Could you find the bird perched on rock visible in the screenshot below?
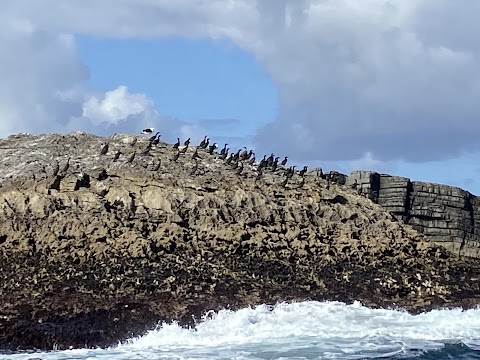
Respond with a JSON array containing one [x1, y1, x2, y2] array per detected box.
[[149, 132, 160, 142], [112, 151, 121, 162], [184, 138, 190, 146], [100, 143, 109, 155], [61, 158, 70, 174], [180, 145, 188, 154], [239, 147, 248, 160], [226, 153, 234, 165], [173, 138, 180, 149], [299, 165, 308, 177], [246, 150, 254, 160], [141, 127, 154, 134], [247, 155, 256, 166], [192, 148, 201, 160], [281, 177, 289, 188], [127, 152, 136, 163], [172, 151, 180, 162], [141, 143, 152, 155], [152, 160, 161, 171], [271, 157, 279, 172], [286, 166, 297, 178], [219, 148, 229, 160], [236, 162, 244, 175], [199, 136, 207, 148], [208, 143, 218, 155], [129, 138, 138, 147], [220, 143, 228, 155], [298, 177, 305, 188], [281, 156, 288, 166], [152, 134, 161, 145]]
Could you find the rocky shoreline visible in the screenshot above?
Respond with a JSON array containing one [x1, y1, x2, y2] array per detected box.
[[1, 132, 480, 351]]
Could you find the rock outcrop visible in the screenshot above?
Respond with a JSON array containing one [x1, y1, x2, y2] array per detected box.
[[1, 132, 480, 351], [346, 171, 480, 258]]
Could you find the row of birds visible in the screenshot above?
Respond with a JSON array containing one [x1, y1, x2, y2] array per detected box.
[[50, 129, 312, 188]]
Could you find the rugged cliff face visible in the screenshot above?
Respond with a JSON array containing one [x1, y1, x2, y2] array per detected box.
[[346, 171, 480, 258], [1, 132, 480, 350]]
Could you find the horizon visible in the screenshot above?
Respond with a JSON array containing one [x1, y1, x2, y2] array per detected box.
[[1, 1, 480, 194]]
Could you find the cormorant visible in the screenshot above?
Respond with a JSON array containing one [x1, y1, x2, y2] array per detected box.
[[127, 152, 136, 163], [298, 177, 305, 188], [281, 156, 288, 166], [180, 145, 188, 154], [184, 138, 191, 146], [113, 151, 121, 162], [142, 128, 154, 134], [299, 166, 308, 177], [173, 138, 180, 149], [100, 143, 109, 155], [266, 153, 274, 166], [172, 151, 180, 162], [236, 162, 244, 175], [129, 138, 138, 147], [149, 132, 160, 142], [271, 157, 279, 172], [192, 148, 201, 160], [220, 143, 228, 155], [247, 155, 256, 166], [61, 158, 70, 174], [281, 177, 288, 188], [152, 134, 161, 145], [219, 149, 229, 160], [239, 147, 248, 160], [199, 136, 207, 148], [152, 160, 161, 171], [208, 143, 218, 155], [233, 149, 241, 161], [245, 150, 254, 160], [226, 154, 234, 165], [141, 143, 152, 155]]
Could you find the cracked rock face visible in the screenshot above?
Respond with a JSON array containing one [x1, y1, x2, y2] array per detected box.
[[1, 132, 480, 350]]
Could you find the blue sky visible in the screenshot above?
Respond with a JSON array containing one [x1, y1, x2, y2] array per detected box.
[[1, 0, 480, 194]]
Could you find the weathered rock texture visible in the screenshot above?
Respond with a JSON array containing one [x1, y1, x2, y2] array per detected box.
[[346, 171, 480, 258], [1, 132, 480, 351]]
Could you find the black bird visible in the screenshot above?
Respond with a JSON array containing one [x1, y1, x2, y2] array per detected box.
[[192, 148, 201, 160], [61, 157, 70, 174], [281, 177, 289, 188], [52, 161, 59, 177], [180, 145, 188, 154], [152, 160, 161, 171], [245, 150, 254, 160], [203, 138, 210, 149], [298, 177, 305, 188], [184, 138, 191, 146], [247, 155, 256, 166], [112, 151, 121, 162], [255, 170, 262, 182], [129, 138, 138, 147], [172, 151, 180, 162], [190, 161, 198, 175], [219, 149, 229, 160], [149, 132, 160, 142], [199, 135, 207, 148], [127, 152, 136, 163], [208, 143, 218, 155], [233, 149, 241, 161], [173, 138, 180, 149], [141, 127, 154, 134], [141, 143, 152, 155], [226, 154, 234, 165], [266, 153, 274, 166], [299, 166, 308, 177], [220, 143, 228, 155], [281, 156, 288, 166], [239, 147, 248, 160], [271, 158, 279, 172], [152, 134, 161, 145], [286, 166, 297, 178], [100, 143, 109, 155], [236, 162, 244, 175]]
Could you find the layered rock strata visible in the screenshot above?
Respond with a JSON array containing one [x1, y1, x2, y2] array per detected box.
[[1, 132, 480, 351], [346, 171, 480, 258]]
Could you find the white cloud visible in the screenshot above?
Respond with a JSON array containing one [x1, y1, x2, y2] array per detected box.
[[2, 0, 480, 165]]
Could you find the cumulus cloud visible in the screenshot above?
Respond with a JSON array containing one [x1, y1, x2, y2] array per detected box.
[[3, 0, 480, 164]]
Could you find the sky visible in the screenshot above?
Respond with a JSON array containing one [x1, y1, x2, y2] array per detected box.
[[1, 0, 480, 194]]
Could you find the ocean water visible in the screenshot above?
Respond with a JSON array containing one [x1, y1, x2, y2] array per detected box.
[[2, 301, 480, 360]]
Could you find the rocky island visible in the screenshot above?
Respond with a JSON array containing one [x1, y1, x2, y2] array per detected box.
[[1, 131, 480, 351]]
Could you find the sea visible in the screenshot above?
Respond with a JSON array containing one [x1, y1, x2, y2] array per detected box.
[[1, 300, 480, 360]]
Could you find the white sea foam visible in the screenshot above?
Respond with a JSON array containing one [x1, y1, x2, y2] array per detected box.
[[2, 301, 480, 359]]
